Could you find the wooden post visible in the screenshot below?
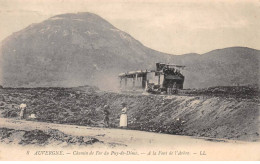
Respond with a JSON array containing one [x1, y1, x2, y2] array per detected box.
[[145, 80, 148, 91], [158, 74, 160, 85], [142, 73, 147, 90], [133, 76, 135, 88], [133, 74, 137, 89], [125, 78, 127, 88]]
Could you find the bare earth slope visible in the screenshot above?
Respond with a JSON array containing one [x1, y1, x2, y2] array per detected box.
[[0, 86, 259, 142]]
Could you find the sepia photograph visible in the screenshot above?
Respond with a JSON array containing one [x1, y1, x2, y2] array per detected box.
[[0, 0, 259, 161]]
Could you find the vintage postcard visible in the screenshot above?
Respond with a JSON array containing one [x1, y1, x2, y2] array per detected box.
[[0, 0, 259, 161]]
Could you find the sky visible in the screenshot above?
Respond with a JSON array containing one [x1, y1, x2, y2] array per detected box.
[[0, 0, 259, 55]]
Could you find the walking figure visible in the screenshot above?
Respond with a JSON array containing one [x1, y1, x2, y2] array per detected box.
[[103, 105, 110, 128], [120, 103, 127, 128], [19, 100, 27, 119]]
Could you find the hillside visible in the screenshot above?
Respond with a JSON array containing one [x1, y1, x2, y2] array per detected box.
[[0, 12, 259, 89], [175, 47, 260, 88], [0, 86, 259, 141]]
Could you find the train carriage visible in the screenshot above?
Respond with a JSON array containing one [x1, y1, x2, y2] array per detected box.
[[118, 63, 185, 94]]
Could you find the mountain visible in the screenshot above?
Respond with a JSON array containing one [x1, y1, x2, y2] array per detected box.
[[0, 12, 172, 89], [174, 47, 260, 88], [0, 12, 259, 89]]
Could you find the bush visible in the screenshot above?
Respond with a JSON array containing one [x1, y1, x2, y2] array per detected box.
[[3, 109, 18, 118]]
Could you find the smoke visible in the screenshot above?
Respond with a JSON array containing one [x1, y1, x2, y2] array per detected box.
[[92, 71, 121, 92]]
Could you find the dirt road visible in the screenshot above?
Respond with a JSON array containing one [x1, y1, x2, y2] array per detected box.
[[0, 118, 259, 160]]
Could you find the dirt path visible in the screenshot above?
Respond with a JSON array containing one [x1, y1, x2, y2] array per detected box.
[[0, 118, 259, 160]]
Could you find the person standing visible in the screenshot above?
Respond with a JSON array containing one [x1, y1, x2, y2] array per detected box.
[[19, 100, 27, 119], [103, 105, 110, 128], [119, 103, 127, 128]]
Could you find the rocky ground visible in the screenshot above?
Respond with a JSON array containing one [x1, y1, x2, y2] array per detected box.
[[0, 127, 101, 147], [0, 85, 259, 143]]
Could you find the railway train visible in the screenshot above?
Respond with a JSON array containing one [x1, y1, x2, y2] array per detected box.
[[118, 63, 185, 94]]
